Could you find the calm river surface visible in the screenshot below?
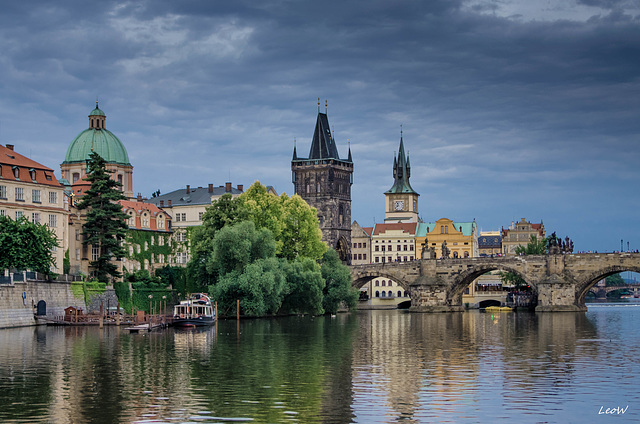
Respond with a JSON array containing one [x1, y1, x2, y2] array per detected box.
[[1, 304, 640, 423]]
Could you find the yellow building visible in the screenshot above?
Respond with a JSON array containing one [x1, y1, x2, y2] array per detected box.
[[1, 144, 69, 275], [415, 218, 477, 259]]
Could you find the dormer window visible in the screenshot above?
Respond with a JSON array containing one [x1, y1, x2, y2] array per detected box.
[[12, 166, 19, 179], [29, 168, 36, 180]]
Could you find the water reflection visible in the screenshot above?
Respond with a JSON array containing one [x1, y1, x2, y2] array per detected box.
[[1, 308, 639, 423]]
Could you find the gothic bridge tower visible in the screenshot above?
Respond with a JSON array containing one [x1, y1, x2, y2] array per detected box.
[[291, 103, 353, 263]]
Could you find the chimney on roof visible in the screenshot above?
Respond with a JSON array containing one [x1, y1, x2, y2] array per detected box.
[[137, 193, 143, 202], [208, 183, 213, 193], [6, 144, 14, 151], [186, 185, 190, 194], [160, 200, 164, 207], [237, 184, 243, 192], [168, 200, 172, 206], [225, 182, 232, 192]]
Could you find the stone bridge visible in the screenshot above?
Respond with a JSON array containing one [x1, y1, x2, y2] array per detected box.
[[350, 253, 640, 312], [589, 284, 640, 299]]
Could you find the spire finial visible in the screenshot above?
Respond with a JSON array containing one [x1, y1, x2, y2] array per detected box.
[[401, 124, 403, 138], [325, 99, 327, 114], [318, 98, 320, 113], [96, 96, 99, 109]]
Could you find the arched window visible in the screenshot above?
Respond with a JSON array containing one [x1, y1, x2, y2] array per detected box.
[[453, 251, 459, 259], [72, 173, 80, 183], [375, 280, 379, 286], [381, 280, 386, 286], [388, 291, 393, 297], [381, 291, 386, 297], [397, 291, 402, 298], [375, 291, 380, 298], [464, 251, 469, 258]]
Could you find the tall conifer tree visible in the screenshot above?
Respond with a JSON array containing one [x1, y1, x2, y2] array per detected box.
[[76, 151, 129, 283]]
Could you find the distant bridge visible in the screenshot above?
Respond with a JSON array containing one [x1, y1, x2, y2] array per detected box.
[[589, 284, 640, 298], [350, 253, 640, 312]]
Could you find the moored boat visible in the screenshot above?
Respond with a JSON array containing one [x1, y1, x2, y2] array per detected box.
[[173, 293, 216, 327]]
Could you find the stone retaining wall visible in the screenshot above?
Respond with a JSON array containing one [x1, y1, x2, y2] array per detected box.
[[0, 280, 86, 329]]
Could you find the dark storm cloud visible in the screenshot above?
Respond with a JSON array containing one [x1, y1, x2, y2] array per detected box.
[[1, 0, 639, 250]]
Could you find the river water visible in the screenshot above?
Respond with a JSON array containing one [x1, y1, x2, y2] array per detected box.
[[1, 303, 639, 423]]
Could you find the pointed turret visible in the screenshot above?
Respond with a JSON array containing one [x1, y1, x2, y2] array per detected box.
[[307, 112, 341, 160], [385, 134, 417, 195]]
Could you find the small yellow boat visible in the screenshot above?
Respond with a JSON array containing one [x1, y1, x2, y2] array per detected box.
[[485, 306, 513, 312]]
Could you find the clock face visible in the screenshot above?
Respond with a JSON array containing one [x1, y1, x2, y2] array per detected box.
[[394, 200, 404, 211]]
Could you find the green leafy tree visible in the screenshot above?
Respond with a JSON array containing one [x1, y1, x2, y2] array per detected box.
[[76, 151, 129, 283], [188, 193, 250, 290], [606, 273, 625, 287], [321, 249, 358, 314], [212, 257, 288, 317], [280, 258, 325, 315], [280, 194, 326, 262], [63, 249, 71, 275], [515, 235, 548, 255], [498, 270, 528, 290], [241, 182, 286, 253], [0, 215, 58, 275], [206, 220, 276, 279]]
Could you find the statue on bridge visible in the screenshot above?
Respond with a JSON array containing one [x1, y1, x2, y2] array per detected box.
[[421, 239, 437, 259], [441, 240, 450, 259], [548, 232, 574, 254]]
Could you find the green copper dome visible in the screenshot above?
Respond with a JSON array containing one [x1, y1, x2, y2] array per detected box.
[[62, 105, 131, 165], [89, 106, 106, 117]]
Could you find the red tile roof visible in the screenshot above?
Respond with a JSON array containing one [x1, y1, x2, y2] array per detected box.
[[0, 144, 62, 188], [362, 227, 373, 236], [119, 200, 168, 217], [373, 222, 417, 235]]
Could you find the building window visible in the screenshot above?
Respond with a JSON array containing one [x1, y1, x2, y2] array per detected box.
[[29, 169, 36, 180], [15, 211, 24, 220], [363, 254, 367, 260], [199, 212, 204, 221], [32, 189, 41, 203], [15, 187, 24, 201], [92, 246, 99, 261], [410, 245, 414, 251], [397, 245, 401, 251], [375, 257, 379, 263], [397, 291, 402, 298], [0, 185, 6, 199], [49, 191, 57, 204], [13, 167, 19, 179], [381, 245, 385, 252], [0, 209, 5, 216], [464, 251, 469, 258], [375, 245, 379, 252], [158, 218, 165, 229], [48, 214, 57, 228], [353, 243, 356, 249], [375, 291, 380, 298], [32, 213, 40, 224], [375, 280, 379, 286]]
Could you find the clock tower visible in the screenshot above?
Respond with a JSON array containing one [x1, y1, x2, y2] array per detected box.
[[384, 132, 419, 223]]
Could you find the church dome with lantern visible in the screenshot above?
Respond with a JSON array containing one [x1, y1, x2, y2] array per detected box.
[[60, 102, 134, 199]]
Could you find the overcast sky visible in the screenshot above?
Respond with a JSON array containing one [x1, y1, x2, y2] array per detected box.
[[1, 0, 639, 252]]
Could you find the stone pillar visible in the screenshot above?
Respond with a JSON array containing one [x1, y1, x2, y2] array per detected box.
[[409, 276, 464, 313], [535, 274, 585, 312]]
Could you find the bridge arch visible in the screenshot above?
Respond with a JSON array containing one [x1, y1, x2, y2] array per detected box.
[[447, 263, 534, 306], [575, 265, 640, 304], [351, 270, 412, 293]]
